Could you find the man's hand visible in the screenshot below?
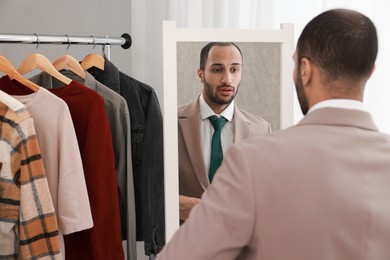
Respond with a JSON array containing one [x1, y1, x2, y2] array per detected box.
[[179, 195, 201, 221]]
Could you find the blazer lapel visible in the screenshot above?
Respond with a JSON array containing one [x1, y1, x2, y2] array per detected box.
[[179, 99, 210, 190], [233, 106, 252, 142]]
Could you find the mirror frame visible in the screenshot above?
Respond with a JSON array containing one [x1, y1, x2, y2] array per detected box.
[[162, 21, 295, 242]]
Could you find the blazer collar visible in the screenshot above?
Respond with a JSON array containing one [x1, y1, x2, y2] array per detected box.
[[179, 96, 200, 118], [233, 106, 253, 142], [180, 97, 254, 142], [86, 58, 121, 94], [298, 107, 378, 131]]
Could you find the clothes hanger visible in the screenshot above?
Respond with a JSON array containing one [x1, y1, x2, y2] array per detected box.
[[52, 35, 86, 79], [17, 34, 72, 85], [0, 55, 40, 92], [80, 35, 105, 71]]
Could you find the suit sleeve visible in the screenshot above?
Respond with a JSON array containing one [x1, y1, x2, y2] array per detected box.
[[157, 143, 256, 260]]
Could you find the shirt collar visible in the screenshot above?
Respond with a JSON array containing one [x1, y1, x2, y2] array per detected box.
[[200, 94, 235, 121], [308, 99, 366, 114], [86, 58, 121, 94]]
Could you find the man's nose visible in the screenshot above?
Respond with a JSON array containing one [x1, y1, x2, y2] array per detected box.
[[221, 72, 232, 85]]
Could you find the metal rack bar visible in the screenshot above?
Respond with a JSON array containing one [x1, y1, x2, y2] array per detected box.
[[0, 33, 132, 49]]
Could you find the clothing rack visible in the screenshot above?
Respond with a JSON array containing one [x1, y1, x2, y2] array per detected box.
[[0, 33, 132, 60]]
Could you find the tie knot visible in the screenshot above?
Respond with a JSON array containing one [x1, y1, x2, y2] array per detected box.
[[209, 115, 227, 131]]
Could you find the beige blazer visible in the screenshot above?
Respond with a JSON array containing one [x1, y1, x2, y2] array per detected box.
[[159, 107, 390, 260], [178, 96, 271, 198]]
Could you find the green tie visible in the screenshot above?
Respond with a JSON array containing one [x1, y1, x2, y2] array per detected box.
[[208, 115, 227, 182]]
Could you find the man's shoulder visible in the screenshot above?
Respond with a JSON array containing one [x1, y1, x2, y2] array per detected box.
[[178, 98, 199, 116], [236, 108, 271, 132], [178, 103, 188, 112]]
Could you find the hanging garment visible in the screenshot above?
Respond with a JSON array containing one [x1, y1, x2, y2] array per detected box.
[[42, 81, 124, 260], [31, 70, 136, 260], [0, 76, 93, 257], [88, 59, 165, 256], [0, 90, 61, 259], [2, 78, 124, 260]]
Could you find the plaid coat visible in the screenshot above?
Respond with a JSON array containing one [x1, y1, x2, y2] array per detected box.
[[0, 90, 61, 260]]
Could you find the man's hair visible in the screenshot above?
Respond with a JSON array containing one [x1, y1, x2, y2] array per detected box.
[[297, 9, 378, 82], [199, 42, 243, 71]]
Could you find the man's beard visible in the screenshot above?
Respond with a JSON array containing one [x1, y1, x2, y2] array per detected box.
[[204, 80, 238, 105], [295, 72, 309, 115]]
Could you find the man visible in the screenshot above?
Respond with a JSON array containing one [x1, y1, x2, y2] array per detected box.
[[178, 42, 272, 221], [158, 9, 390, 260]]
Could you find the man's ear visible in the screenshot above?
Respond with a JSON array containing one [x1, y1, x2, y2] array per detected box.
[[300, 57, 312, 86], [198, 69, 204, 83]]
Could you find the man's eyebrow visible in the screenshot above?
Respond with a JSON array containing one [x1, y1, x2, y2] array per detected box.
[[210, 62, 241, 67]]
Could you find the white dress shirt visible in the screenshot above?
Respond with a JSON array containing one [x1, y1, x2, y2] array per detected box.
[[308, 99, 366, 113], [199, 94, 235, 175]]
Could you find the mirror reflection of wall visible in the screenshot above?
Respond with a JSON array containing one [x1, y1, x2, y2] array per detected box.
[[177, 42, 281, 131]]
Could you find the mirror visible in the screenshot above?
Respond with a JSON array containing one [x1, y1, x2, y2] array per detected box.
[[162, 21, 295, 242], [177, 42, 282, 131]]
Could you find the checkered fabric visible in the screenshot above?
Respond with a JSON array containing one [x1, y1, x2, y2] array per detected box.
[[0, 97, 61, 259]]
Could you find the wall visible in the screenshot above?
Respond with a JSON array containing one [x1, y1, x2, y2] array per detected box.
[[0, 1, 167, 259], [0, 0, 133, 76], [130, 0, 170, 108]]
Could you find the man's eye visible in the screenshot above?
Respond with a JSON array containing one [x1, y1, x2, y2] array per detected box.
[[212, 68, 222, 73], [231, 67, 240, 72]]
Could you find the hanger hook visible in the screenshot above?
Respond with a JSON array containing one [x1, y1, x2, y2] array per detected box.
[[65, 34, 71, 55], [34, 33, 40, 53], [90, 35, 97, 53]]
